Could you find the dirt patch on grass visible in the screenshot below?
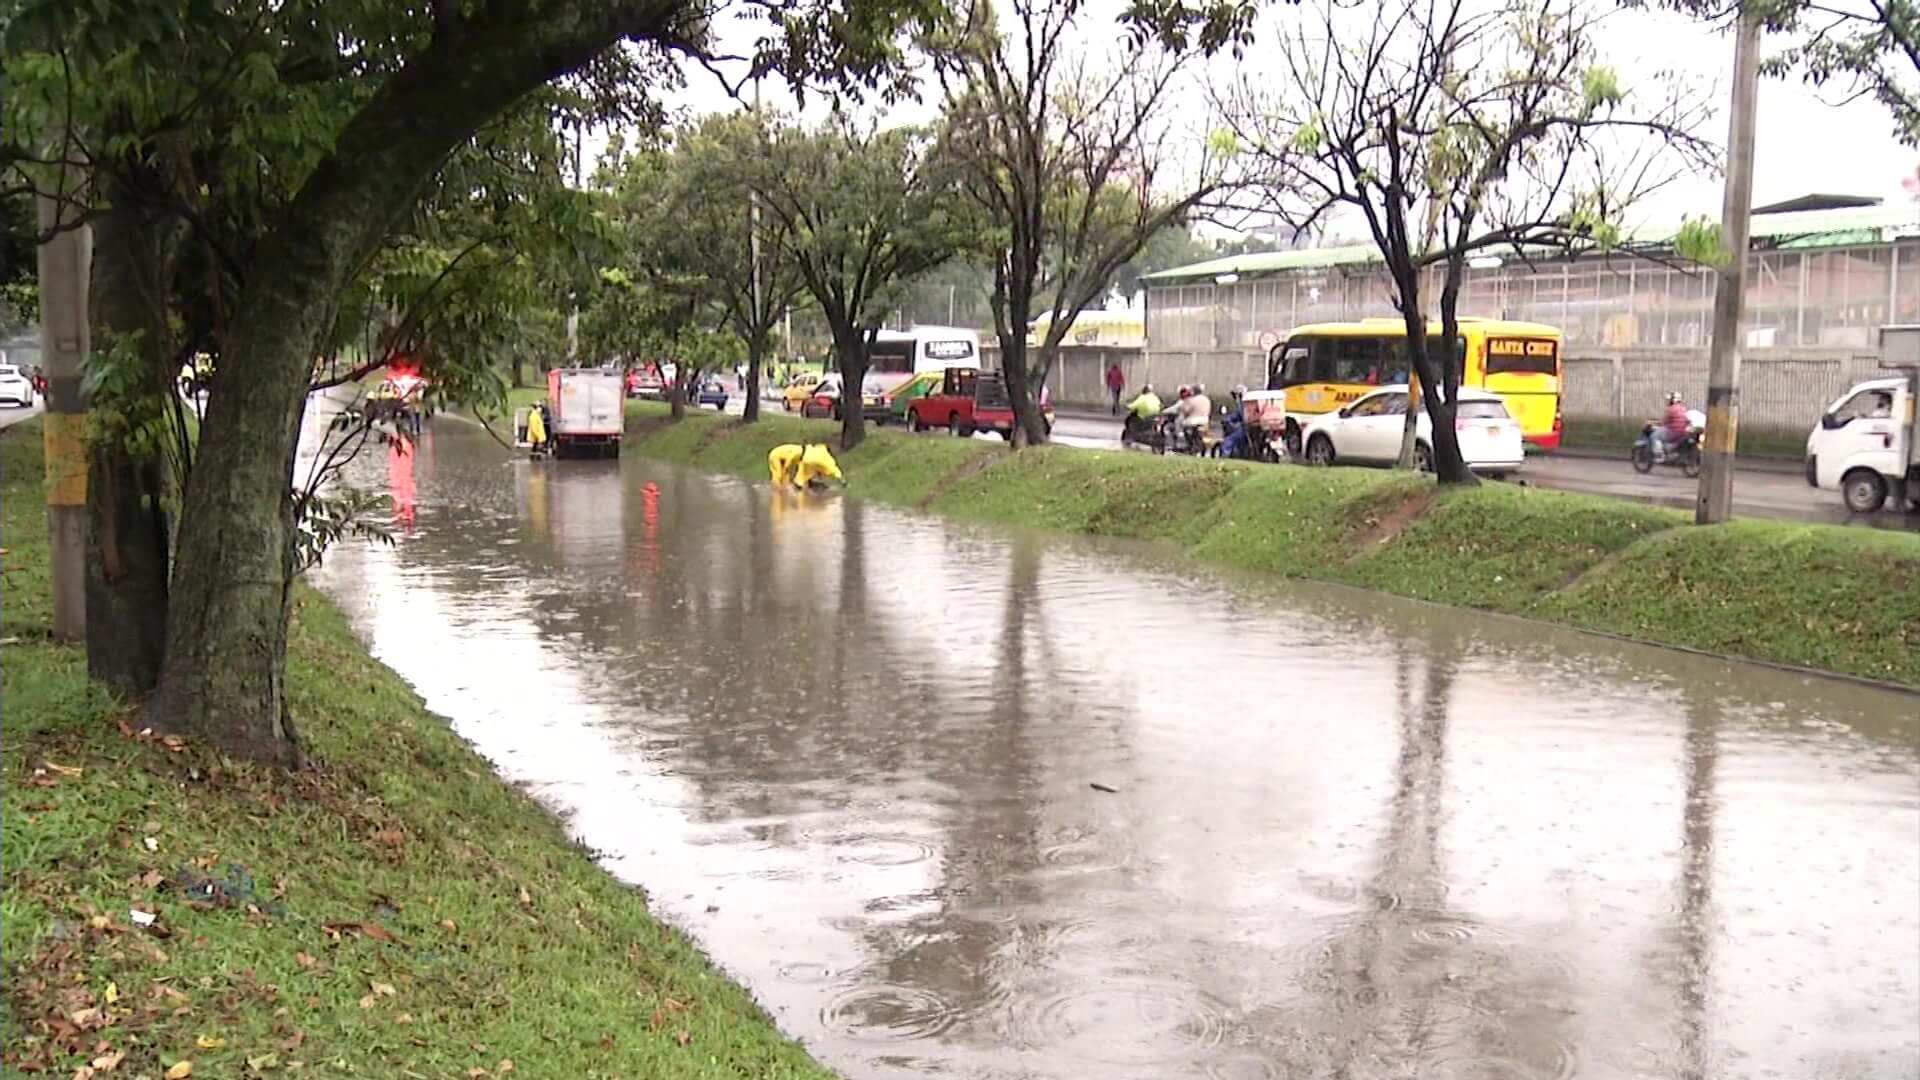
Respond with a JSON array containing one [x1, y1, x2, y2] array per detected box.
[[1344, 486, 1437, 555], [626, 413, 675, 439], [690, 418, 744, 457], [916, 450, 999, 510]]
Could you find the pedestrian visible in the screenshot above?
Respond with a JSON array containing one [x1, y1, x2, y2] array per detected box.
[[1105, 361, 1125, 415]]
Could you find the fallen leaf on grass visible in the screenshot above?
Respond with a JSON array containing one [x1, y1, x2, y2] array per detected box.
[[282, 1031, 305, 1052], [103, 983, 119, 1005], [91, 1050, 126, 1071], [165, 1062, 193, 1079], [320, 921, 400, 944], [674, 1030, 691, 1047], [358, 994, 377, 1009], [370, 982, 396, 998], [294, 952, 317, 970], [245, 1052, 279, 1073], [495, 1061, 514, 1074], [370, 828, 405, 847], [196, 1035, 225, 1050]]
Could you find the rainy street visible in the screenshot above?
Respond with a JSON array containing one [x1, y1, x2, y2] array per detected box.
[[311, 417, 1920, 1080]]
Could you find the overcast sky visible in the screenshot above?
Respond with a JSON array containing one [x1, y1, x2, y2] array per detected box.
[[620, 3, 1914, 235]]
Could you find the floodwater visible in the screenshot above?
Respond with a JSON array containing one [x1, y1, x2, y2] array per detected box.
[[309, 417, 1920, 1080]]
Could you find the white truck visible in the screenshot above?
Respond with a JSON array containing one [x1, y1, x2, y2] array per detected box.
[[1804, 325, 1920, 514], [546, 366, 625, 458]]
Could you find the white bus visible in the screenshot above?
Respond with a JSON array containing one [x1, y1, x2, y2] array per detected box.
[[866, 326, 982, 385]]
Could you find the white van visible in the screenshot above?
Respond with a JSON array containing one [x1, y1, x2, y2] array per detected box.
[[1804, 328, 1919, 514]]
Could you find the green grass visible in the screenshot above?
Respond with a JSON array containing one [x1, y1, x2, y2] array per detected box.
[[1, 425, 834, 1079], [1541, 520, 1920, 682], [1344, 483, 1686, 610], [625, 411, 1920, 687]]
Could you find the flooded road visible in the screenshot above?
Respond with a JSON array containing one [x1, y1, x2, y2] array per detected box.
[[311, 419, 1920, 1080]]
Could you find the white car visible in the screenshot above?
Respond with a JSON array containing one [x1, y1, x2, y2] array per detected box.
[[1300, 385, 1525, 477], [0, 365, 34, 408]]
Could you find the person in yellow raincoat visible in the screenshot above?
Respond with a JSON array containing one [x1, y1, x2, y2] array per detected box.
[[525, 402, 553, 458], [767, 443, 843, 489]]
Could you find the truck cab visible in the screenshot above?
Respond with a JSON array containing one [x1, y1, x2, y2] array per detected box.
[[1805, 327, 1919, 514]]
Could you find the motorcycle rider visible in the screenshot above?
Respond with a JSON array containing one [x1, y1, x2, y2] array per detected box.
[[1217, 385, 1249, 458], [1160, 385, 1210, 453], [1656, 391, 1692, 460], [1184, 384, 1213, 452], [1124, 383, 1162, 442]]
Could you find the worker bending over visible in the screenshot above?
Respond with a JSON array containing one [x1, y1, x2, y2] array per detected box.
[[767, 443, 845, 489]]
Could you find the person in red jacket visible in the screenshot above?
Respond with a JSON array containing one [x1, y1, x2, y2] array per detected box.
[[1105, 362, 1125, 415], [1657, 391, 1692, 458]]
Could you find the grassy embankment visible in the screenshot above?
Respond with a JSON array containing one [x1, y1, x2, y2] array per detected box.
[[1, 425, 831, 1078], [626, 403, 1920, 687]]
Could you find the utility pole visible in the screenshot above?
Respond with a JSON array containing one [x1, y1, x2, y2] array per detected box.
[[1697, 12, 1761, 524], [36, 190, 91, 640], [748, 76, 765, 417], [566, 119, 583, 364]]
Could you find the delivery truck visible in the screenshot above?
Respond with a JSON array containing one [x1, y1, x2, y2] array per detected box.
[[545, 367, 625, 458], [1804, 325, 1920, 514]]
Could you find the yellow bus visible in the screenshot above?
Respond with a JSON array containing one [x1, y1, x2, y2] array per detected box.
[[1263, 317, 1564, 450]]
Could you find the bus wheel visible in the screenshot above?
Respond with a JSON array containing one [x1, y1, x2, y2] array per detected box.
[[948, 414, 962, 437], [1413, 443, 1434, 473]]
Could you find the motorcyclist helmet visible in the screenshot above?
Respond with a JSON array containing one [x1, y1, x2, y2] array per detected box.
[[1232, 384, 1247, 399], [1177, 385, 1192, 399], [1666, 391, 1683, 405]]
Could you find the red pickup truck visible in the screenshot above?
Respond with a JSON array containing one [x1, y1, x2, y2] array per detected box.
[[906, 368, 1051, 438]]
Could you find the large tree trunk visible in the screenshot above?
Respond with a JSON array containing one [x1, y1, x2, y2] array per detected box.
[[743, 332, 764, 422], [994, 264, 1049, 448], [86, 187, 181, 696], [146, 3, 680, 764], [831, 322, 868, 451]]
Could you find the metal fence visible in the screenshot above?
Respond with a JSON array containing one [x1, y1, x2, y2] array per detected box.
[[1147, 240, 1920, 354]]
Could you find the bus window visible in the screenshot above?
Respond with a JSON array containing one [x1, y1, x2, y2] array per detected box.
[[868, 340, 915, 375], [1486, 337, 1558, 376]]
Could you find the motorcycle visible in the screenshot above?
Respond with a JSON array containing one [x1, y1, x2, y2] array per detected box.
[[1632, 422, 1703, 478], [1211, 411, 1285, 463]]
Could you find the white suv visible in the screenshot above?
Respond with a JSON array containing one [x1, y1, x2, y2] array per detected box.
[[1300, 385, 1525, 477]]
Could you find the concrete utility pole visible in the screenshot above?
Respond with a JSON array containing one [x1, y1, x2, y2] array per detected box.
[[36, 190, 91, 640], [566, 119, 583, 363], [1697, 11, 1762, 524], [749, 77, 765, 383]]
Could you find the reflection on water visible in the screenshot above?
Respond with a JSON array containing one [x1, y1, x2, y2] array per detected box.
[[310, 419, 1920, 1080]]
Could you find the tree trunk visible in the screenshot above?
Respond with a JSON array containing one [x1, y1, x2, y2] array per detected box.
[[510, 351, 524, 388], [743, 332, 764, 422], [995, 269, 1048, 448], [148, 2, 678, 764], [86, 188, 180, 697], [669, 367, 688, 420], [831, 322, 868, 451], [1429, 259, 1477, 486]]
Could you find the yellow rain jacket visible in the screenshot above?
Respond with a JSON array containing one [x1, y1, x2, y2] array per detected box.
[[767, 443, 843, 488], [525, 405, 546, 447]]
